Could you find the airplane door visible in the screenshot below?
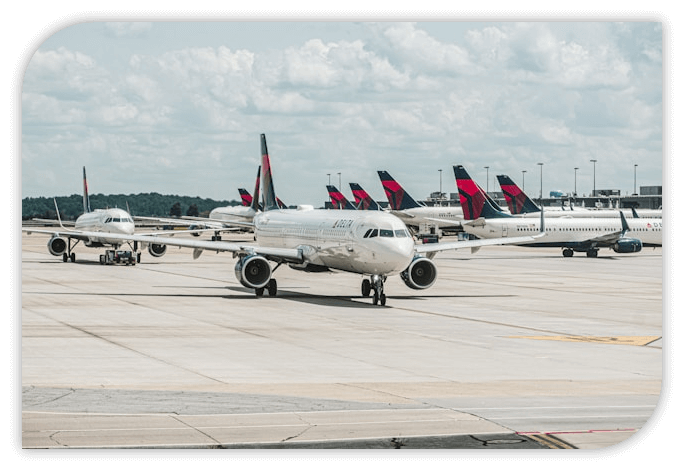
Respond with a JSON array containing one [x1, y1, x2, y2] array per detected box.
[[502, 225, 508, 237]]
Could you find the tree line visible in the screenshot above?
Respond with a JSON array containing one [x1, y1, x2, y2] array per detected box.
[[22, 192, 241, 220]]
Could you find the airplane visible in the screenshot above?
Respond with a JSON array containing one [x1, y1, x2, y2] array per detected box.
[[82, 134, 545, 305], [349, 183, 382, 210], [22, 167, 185, 263], [377, 170, 464, 233], [455, 165, 661, 258], [326, 185, 357, 210], [496, 174, 662, 218]]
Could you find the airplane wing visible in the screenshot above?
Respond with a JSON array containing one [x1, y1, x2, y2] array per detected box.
[[419, 206, 547, 254], [28, 229, 304, 264], [31, 218, 75, 226], [415, 233, 545, 255], [134, 215, 248, 231], [22, 226, 219, 240]]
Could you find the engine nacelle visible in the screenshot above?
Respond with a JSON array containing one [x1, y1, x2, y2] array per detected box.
[[234, 255, 272, 289], [48, 236, 68, 257], [148, 243, 167, 257], [613, 238, 643, 253], [400, 256, 438, 290], [189, 225, 201, 237]]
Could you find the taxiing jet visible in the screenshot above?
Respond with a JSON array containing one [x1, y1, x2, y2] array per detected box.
[[22, 167, 182, 263], [455, 165, 661, 257], [88, 134, 545, 305], [377, 170, 464, 233]]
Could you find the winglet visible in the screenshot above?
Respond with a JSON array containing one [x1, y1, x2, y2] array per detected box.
[[631, 207, 640, 218], [53, 198, 66, 229], [619, 210, 631, 236], [260, 134, 278, 211]]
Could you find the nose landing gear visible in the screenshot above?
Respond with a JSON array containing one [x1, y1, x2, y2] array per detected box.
[[362, 275, 386, 306]]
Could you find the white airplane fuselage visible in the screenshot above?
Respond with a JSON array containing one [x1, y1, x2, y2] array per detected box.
[[464, 216, 662, 247], [73, 208, 135, 246], [513, 208, 663, 219], [254, 209, 415, 275]]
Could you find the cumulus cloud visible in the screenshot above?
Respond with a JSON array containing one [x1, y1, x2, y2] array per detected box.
[[21, 22, 662, 201]]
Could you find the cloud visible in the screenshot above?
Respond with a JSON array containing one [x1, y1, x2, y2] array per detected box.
[[104, 22, 153, 38], [21, 22, 662, 202]]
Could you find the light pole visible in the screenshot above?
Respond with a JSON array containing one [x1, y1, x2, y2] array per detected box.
[[522, 170, 527, 192], [634, 164, 638, 195], [590, 159, 597, 197], [438, 169, 443, 203], [574, 167, 579, 196], [327, 173, 331, 202], [484, 166, 489, 194], [537, 163, 544, 201], [337, 172, 341, 190]]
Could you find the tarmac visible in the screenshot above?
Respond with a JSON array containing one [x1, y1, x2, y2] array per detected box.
[[19, 230, 663, 450]]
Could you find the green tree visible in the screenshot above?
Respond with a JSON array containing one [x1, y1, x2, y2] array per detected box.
[[169, 202, 182, 217], [186, 203, 199, 217]]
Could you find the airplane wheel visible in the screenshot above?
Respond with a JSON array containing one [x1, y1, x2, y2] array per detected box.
[[373, 291, 379, 305], [562, 249, 574, 257], [361, 279, 371, 297], [62, 253, 68, 262], [380, 294, 386, 306], [268, 279, 277, 297], [587, 249, 598, 258], [70, 253, 76, 262], [255, 287, 265, 297], [137, 253, 141, 263]]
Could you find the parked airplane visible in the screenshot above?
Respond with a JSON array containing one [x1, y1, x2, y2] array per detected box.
[[23, 167, 180, 263], [455, 165, 661, 257], [87, 134, 544, 305], [349, 183, 382, 210], [327, 185, 357, 210], [496, 174, 662, 218], [377, 170, 464, 234]]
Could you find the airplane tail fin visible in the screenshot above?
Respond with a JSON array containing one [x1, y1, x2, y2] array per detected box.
[[238, 188, 252, 207], [82, 166, 92, 214], [250, 165, 262, 211], [454, 165, 510, 220], [276, 197, 287, 209], [260, 134, 278, 211], [350, 183, 380, 210], [496, 174, 541, 214], [327, 185, 356, 210], [377, 171, 422, 210]]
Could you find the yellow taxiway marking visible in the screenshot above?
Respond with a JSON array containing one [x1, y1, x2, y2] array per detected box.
[[507, 336, 661, 346]]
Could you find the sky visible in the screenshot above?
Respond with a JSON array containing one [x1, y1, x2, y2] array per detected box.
[[19, 19, 664, 206]]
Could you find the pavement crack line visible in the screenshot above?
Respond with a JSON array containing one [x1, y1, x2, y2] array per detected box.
[[169, 415, 223, 447], [281, 413, 315, 443]]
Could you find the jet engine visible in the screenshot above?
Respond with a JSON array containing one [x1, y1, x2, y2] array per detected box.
[[47, 236, 68, 257], [234, 255, 271, 289], [400, 256, 437, 290], [613, 238, 643, 253], [148, 243, 167, 257]]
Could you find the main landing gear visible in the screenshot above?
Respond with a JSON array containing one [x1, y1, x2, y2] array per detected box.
[[362, 275, 386, 306], [255, 279, 278, 297], [562, 247, 599, 258]]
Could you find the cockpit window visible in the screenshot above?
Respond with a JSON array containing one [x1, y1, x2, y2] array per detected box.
[[379, 229, 394, 237], [105, 218, 112, 223], [363, 228, 379, 238], [394, 229, 408, 238]]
